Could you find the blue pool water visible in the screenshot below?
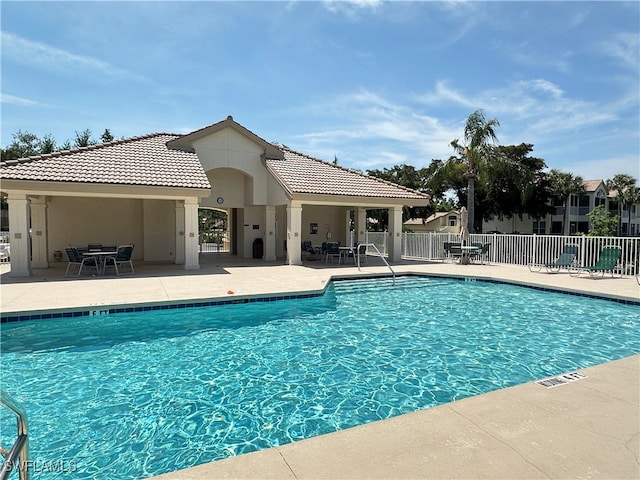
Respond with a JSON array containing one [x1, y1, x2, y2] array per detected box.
[[1, 276, 639, 479]]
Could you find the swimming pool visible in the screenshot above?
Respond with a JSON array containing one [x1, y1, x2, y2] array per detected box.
[[1, 275, 639, 479]]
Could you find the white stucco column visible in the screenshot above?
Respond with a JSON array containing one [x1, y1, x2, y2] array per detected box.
[[287, 201, 302, 265], [175, 201, 186, 265], [264, 206, 276, 261], [7, 193, 31, 277], [357, 207, 367, 244], [388, 205, 403, 262], [344, 209, 352, 245], [183, 198, 200, 270], [30, 196, 49, 269]]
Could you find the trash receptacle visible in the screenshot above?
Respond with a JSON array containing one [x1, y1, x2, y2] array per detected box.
[[252, 238, 263, 259]]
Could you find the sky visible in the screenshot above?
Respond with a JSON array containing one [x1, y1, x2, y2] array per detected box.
[[1, 1, 639, 183]]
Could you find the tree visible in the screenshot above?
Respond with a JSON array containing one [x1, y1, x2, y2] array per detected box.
[[1, 130, 41, 160], [40, 134, 57, 154], [587, 205, 618, 236], [481, 144, 552, 224], [74, 129, 97, 148], [101, 129, 114, 143], [367, 164, 432, 223], [607, 174, 640, 236], [548, 169, 585, 235], [1, 128, 115, 160], [450, 109, 500, 233]]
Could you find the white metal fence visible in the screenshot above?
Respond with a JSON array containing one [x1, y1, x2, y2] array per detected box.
[[361, 231, 640, 276]]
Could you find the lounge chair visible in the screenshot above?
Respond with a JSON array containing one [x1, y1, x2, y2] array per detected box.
[[569, 245, 622, 278], [65, 246, 99, 277], [528, 244, 578, 273]]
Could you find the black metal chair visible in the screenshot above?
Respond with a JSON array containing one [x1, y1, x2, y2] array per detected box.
[[325, 241, 341, 264], [64, 246, 99, 277], [104, 244, 135, 275]]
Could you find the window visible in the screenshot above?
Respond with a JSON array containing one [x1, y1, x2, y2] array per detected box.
[[448, 216, 457, 227], [533, 220, 546, 235]]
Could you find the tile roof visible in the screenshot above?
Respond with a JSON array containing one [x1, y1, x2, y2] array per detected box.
[[583, 179, 604, 192], [266, 148, 430, 200], [1, 125, 429, 203], [0, 134, 211, 189], [404, 211, 453, 225]]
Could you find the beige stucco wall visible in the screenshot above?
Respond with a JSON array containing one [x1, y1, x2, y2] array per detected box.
[[300, 205, 348, 246], [201, 168, 247, 209], [46, 197, 179, 263], [47, 197, 145, 261], [483, 216, 535, 234], [142, 199, 176, 262], [192, 128, 268, 206]]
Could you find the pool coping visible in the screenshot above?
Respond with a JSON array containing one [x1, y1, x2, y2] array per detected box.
[[3, 270, 638, 323]]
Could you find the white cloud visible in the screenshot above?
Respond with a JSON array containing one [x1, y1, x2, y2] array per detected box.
[[1, 32, 146, 82], [600, 32, 640, 72], [0, 93, 49, 107], [288, 89, 458, 169]]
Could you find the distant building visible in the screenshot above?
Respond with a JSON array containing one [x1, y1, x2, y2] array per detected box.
[[404, 211, 461, 234], [482, 179, 639, 235]]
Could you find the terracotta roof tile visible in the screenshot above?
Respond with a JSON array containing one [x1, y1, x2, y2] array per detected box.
[[267, 148, 430, 200], [1, 134, 211, 189]]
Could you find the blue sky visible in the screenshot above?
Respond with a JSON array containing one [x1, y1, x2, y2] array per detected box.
[[2, 1, 639, 182]]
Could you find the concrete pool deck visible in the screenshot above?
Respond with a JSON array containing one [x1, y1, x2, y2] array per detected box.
[[1, 257, 639, 479]]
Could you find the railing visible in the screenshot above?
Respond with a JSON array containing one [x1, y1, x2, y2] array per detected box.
[[401, 232, 640, 276], [0, 390, 29, 480], [358, 243, 395, 285]]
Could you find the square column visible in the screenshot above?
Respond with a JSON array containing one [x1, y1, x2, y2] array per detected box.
[[30, 196, 49, 269], [388, 205, 403, 262], [175, 201, 186, 264], [287, 202, 302, 265], [264, 206, 276, 261], [183, 198, 200, 270], [7, 193, 31, 277]]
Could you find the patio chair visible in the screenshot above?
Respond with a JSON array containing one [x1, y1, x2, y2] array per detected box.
[[470, 242, 491, 265], [448, 242, 462, 263], [104, 244, 135, 275], [64, 246, 99, 277], [528, 244, 578, 273], [325, 241, 341, 264], [301, 241, 318, 260], [569, 245, 622, 279], [0, 243, 9, 263]]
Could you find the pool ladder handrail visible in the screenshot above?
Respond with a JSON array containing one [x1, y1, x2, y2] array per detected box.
[[0, 390, 29, 480], [356, 243, 396, 285]]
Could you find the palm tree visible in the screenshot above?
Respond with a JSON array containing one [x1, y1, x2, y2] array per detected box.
[[450, 110, 500, 233], [548, 169, 584, 235], [607, 174, 640, 236]]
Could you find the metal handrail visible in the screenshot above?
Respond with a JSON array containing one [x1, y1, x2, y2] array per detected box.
[[0, 390, 29, 480], [357, 243, 396, 285]]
